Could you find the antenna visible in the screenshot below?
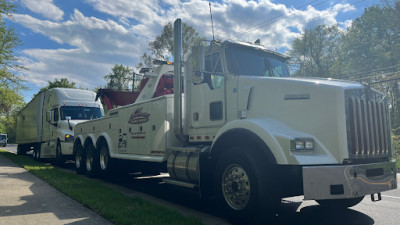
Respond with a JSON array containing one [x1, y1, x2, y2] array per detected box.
[[209, 2, 215, 41]]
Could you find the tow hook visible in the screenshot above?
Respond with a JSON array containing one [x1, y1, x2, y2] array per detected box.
[[371, 193, 382, 202]]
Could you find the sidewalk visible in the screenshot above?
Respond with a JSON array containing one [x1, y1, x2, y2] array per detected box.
[[0, 154, 113, 225]]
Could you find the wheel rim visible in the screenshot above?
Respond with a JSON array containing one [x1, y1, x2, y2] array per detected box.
[[75, 151, 81, 169], [100, 146, 108, 170], [221, 164, 251, 210], [86, 150, 92, 171]]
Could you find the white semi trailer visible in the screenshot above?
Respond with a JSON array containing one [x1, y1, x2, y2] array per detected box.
[[16, 88, 104, 163], [73, 19, 397, 222]]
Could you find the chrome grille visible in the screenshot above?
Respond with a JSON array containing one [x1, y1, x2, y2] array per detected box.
[[345, 89, 392, 159]]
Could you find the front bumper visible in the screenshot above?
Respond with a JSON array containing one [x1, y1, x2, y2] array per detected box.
[[303, 162, 397, 200], [60, 141, 74, 156]]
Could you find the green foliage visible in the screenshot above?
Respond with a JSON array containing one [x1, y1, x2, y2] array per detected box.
[[0, 0, 24, 87], [0, 150, 204, 225], [0, 0, 24, 142], [290, 25, 341, 78], [392, 135, 400, 169], [139, 22, 205, 67], [39, 78, 77, 92], [104, 64, 132, 90]]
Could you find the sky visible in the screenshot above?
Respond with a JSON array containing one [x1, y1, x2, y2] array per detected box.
[[5, 0, 384, 102]]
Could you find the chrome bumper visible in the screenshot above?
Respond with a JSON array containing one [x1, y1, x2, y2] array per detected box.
[[303, 162, 397, 200]]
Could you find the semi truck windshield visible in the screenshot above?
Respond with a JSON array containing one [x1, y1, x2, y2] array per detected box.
[[226, 44, 289, 77], [60, 106, 104, 120]]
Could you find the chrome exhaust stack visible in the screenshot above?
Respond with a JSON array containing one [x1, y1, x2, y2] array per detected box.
[[173, 18, 185, 142]]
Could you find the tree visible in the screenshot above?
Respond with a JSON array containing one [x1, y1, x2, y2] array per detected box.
[[0, 0, 23, 86], [39, 78, 77, 92], [0, 0, 25, 142], [139, 22, 204, 67], [104, 64, 132, 90], [289, 25, 341, 78]]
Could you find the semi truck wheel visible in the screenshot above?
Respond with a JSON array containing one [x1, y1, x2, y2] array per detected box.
[[75, 145, 85, 174], [32, 145, 41, 161], [214, 147, 279, 223], [17, 144, 26, 155], [317, 196, 364, 209], [55, 142, 65, 165], [99, 142, 114, 178], [85, 144, 100, 178]]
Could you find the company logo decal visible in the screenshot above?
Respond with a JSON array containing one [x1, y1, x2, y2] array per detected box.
[[284, 94, 310, 100], [129, 107, 150, 124]]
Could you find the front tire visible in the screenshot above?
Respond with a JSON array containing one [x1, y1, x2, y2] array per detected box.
[[55, 142, 65, 165], [214, 147, 280, 223], [317, 196, 364, 209], [85, 144, 99, 178]]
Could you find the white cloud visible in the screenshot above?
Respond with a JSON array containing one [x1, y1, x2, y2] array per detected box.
[[21, 0, 64, 21], [12, 0, 359, 91], [12, 10, 149, 89]]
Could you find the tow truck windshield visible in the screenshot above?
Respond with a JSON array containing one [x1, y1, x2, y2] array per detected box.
[[226, 44, 289, 77]]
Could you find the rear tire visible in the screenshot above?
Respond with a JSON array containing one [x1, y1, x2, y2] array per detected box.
[[32, 145, 41, 161], [214, 147, 280, 223], [75, 145, 85, 174], [317, 196, 364, 209], [85, 144, 99, 178], [17, 144, 27, 155], [99, 141, 114, 178]]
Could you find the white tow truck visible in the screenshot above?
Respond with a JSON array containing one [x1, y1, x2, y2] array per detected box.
[[16, 88, 104, 163], [73, 19, 397, 221]]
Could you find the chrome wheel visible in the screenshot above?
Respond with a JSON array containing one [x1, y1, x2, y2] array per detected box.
[[86, 150, 92, 172], [221, 164, 251, 210], [75, 151, 82, 169], [100, 146, 108, 171], [33, 149, 38, 160]]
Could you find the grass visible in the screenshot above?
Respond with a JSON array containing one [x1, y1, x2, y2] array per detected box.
[[0, 149, 204, 225]]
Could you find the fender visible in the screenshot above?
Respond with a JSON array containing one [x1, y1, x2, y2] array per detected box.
[[213, 118, 338, 165], [84, 133, 97, 148], [213, 118, 312, 165], [97, 132, 114, 156]]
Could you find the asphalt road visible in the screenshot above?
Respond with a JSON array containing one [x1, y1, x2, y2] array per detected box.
[[3, 144, 400, 225]]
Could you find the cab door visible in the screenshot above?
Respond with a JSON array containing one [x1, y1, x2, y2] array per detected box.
[[189, 51, 226, 128]]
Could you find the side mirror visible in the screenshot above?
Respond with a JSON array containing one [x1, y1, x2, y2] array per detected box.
[[192, 71, 205, 84], [46, 111, 52, 122], [65, 116, 72, 130]]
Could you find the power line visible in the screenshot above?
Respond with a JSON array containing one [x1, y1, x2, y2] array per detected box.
[[334, 64, 400, 80]]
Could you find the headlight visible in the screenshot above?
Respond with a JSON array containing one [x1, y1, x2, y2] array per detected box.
[[65, 134, 74, 142], [290, 138, 314, 151]]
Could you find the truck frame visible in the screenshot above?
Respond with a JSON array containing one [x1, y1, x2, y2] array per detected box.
[[73, 19, 397, 222]]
